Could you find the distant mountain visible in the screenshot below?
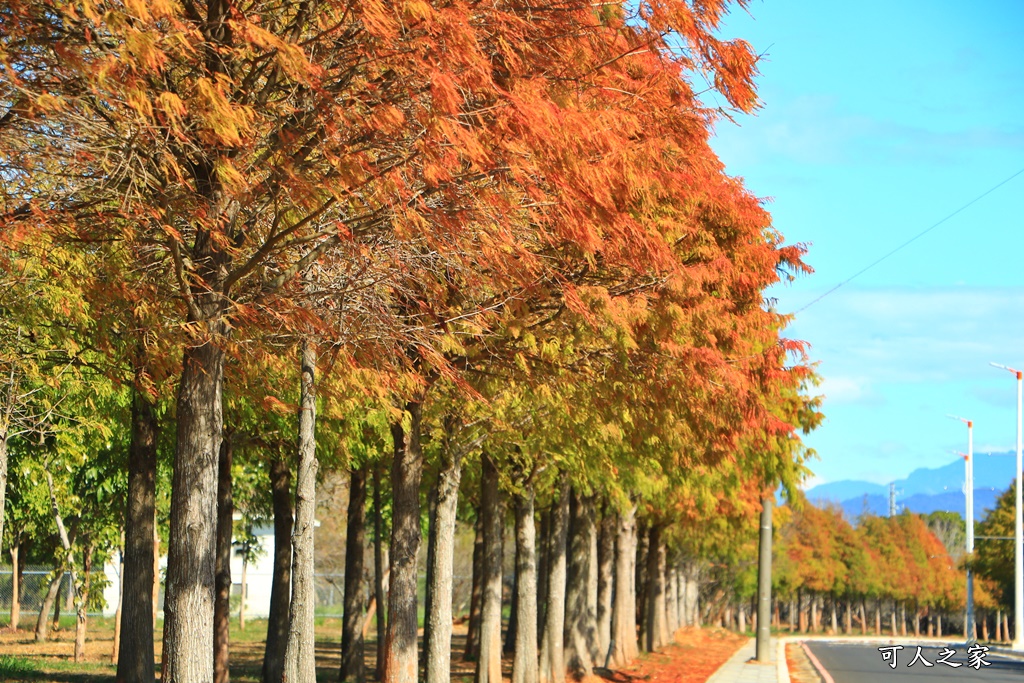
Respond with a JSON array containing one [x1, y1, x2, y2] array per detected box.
[[807, 452, 1017, 522]]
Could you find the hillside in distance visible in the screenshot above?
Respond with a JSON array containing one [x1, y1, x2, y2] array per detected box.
[[806, 452, 1017, 522]]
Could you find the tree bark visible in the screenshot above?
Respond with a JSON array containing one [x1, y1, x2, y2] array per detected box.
[[163, 332, 227, 683], [475, 452, 503, 683], [214, 437, 233, 683], [682, 562, 699, 628], [372, 466, 388, 683], [118, 367, 159, 683], [596, 510, 615, 663], [564, 490, 600, 677], [283, 341, 319, 683], [464, 516, 484, 662], [512, 485, 538, 683], [0, 435, 7, 569], [504, 556, 518, 657], [664, 561, 678, 638], [73, 543, 93, 663], [423, 485, 438, 665], [262, 457, 293, 683], [35, 571, 62, 642], [536, 509, 551, 639], [609, 506, 638, 668], [538, 479, 569, 683], [635, 521, 647, 648], [341, 466, 368, 683], [424, 438, 463, 683], [43, 468, 82, 646], [113, 546, 124, 664], [644, 525, 668, 652], [9, 544, 19, 632], [383, 401, 424, 683]]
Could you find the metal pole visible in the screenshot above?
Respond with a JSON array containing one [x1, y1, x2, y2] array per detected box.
[[756, 496, 773, 662], [1016, 371, 1023, 650], [967, 422, 974, 644]]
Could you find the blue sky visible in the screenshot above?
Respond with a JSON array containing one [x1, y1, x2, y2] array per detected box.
[[707, 1, 1024, 487]]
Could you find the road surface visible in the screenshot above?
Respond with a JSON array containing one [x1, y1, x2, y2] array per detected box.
[[805, 641, 1024, 682]]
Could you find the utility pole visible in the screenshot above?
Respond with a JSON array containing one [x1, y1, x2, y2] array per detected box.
[[990, 363, 1023, 651], [950, 415, 975, 643], [888, 482, 896, 517], [756, 495, 772, 662]]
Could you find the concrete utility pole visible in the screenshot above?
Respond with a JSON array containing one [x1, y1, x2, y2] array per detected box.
[[950, 415, 975, 643], [888, 482, 897, 517], [991, 363, 1024, 651], [756, 495, 773, 663]]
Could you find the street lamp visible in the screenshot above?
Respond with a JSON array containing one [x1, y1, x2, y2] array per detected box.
[[990, 363, 1023, 651], [949, 415, 974, 643]]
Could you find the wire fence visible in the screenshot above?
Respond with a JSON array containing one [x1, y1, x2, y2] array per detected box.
[[0, 566, 475, 622]]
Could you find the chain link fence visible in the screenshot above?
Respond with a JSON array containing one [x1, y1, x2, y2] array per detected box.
[[2, 566, 475, 623]]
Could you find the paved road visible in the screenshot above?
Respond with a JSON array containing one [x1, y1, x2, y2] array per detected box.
[[805, 641, 1024, 682]]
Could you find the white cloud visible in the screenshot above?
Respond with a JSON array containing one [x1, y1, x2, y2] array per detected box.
[[816, 375, 880, 405], [786, 286, 1024, 385]]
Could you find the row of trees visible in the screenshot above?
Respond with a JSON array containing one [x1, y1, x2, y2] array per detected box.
[[702, 498, 1017, 643], [0, 1, 821, 683]]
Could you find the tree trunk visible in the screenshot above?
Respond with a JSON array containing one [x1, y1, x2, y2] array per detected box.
[[214, 437, 233, 683], [844, 600, 852, 635], [464, 515, 484, 662], [682, 563, 699, 628], [610, 506, 638, 668], [538, 479, 569, 683], [43, 468, 81, 644], [383, 401, 424, 683], [113, 546, 124, 664], [72, 543, 93, 663], [644, 525, 668, 652], [9, 544, 19, 632], [262, 457, 293, 683], [475, 452, 503, 683], [512, 485, 538, 683], [153, 527, 160, 630], [536, 509, 551, 639], [341, 466, 368, 683], [118, 367, 159, 683], [664, 561, 678, 638], [424, 437, 463, 683], [163, 329, 228, 683], [283, 341, 319, 683], [372, 466, 388, 683], [738, 603, 746, 634], [596, 510, 615, 662], [239, 553, 248, 630], [829, 596, 837, 635], [423, 485, 438, 665], [635, 522, 647, 648], [890, 601, 897, 636], [35, 572, 62, 642], [504, 557, 518, 657], [564, 490, 600, 676], [0, 434, 7, 569]]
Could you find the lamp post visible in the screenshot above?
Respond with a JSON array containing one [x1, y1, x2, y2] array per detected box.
[[991, 363, 1023, 651], [949, 415, 974, 643]]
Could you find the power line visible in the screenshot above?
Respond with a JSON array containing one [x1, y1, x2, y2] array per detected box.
[[794, 165, 1024, 314]]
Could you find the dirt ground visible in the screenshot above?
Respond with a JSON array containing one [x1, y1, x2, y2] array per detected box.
[[0, 620, 747, 683]]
